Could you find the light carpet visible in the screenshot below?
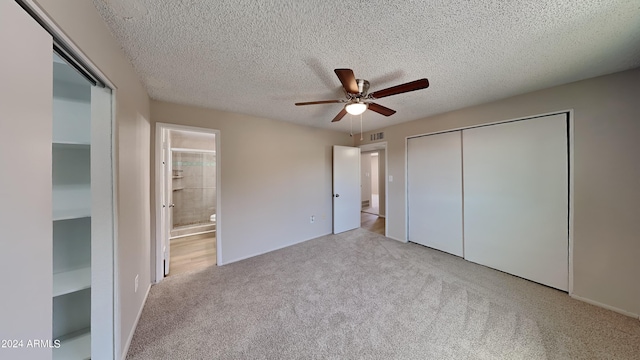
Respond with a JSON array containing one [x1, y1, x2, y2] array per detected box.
[[126, 228, 640, 359]]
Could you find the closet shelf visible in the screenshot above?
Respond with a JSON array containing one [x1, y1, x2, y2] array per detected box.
[[53, 141, 90, 149], [53, 330, 90, 360], [53, 267, 91, 297], [53, 208, 91, 221]]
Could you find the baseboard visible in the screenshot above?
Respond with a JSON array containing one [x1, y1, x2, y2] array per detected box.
[[570, 294, 639, 320], [386, 235, 407, 243], [220, 232, 332, 265], [170, 229, 215, 240], [120, 283, 152, 360]]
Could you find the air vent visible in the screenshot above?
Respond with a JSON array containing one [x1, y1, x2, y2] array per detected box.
[[370, 132, 384, 141]]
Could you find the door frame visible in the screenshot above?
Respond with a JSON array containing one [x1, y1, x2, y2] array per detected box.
[[405, 110, 574, 295], [359, 142, 388, 237], [154, 123, 222, 282]]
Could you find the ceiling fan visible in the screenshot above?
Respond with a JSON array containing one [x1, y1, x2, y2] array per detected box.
[[295, 68, 429, 122]]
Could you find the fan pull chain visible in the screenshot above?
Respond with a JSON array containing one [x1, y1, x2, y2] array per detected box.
[[360, 113, 363, 141], [350, 115, 353, 137]]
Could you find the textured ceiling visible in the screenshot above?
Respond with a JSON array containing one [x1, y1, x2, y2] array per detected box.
[[93, 0, 640, 133]]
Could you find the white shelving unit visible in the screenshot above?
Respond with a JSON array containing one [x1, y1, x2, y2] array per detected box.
[[53, 141, 91, 148], [53, 267, 91, 297], [53, 330, 91, 360], [52, 53, 93, 359], [53, 210, 91, 222]]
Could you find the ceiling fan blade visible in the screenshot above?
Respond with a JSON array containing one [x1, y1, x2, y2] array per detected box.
[[331, 108, 348, 122], [295, 100, 343, 106], [370, 78, 429, 99], [368, 103, 396, 116], [334, 68, 359, 94]]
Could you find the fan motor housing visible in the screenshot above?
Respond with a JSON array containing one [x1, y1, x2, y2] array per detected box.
[[357, 79, 370, 96]]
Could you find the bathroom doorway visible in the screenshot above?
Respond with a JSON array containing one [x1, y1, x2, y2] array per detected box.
[[360, 142, 387, 236], [155, 124, 220, 281]]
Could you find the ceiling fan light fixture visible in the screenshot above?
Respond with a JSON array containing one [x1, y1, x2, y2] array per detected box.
[[345, 102, 368, 115], [295, 68, 426, 123]]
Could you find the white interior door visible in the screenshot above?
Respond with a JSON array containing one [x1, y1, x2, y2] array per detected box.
[[333, 146, 361, 233], [463, 114, 569, 291], [408, 131, 464, 256]]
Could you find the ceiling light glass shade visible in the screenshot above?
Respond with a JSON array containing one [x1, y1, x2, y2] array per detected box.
[[345, 102, 368, 115]]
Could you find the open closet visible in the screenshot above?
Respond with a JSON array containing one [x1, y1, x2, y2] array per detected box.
[[1, 1, 116, 359], [52, 53, 114, 358]]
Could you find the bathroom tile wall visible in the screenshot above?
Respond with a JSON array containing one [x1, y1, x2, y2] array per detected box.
[[172, 151, 216, 227]]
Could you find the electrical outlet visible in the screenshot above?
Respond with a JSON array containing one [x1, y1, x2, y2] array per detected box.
[[310, 215, 315, 224], [135, 274, 139, 293]]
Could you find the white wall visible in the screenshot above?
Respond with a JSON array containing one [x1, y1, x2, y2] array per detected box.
[[355, 68, 640, 317], [371, 154, 379, 195], [151, 101, 352, 265], [33, 0, 152, 357], [378, 149, 386, 217], [360, 153, 372, 206]]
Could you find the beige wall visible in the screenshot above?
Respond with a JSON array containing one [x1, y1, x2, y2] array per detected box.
[[378, 149, 386, 217], [34, 0, 152, 357], [356, 68, 640, 317], [151, 101, 352, 265], [170, 130, 216, 151], [371, 154, 379, 194], [361, 152, 372, 205]]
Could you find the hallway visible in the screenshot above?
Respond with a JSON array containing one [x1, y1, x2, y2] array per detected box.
[[361, 212, 385, 235], [169, 234, 216, 275]]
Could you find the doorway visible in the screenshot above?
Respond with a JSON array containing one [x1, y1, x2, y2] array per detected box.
[[360, 142, 387, 236], [155, 124, 221, 281]]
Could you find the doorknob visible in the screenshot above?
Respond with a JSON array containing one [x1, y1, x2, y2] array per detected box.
[[335, 194, 340, 198], [169, 203, 175, 208]]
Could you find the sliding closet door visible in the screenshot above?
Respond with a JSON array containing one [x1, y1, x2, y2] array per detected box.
[[0, 0, 53, 357], [463, 114, 568, 290], [408, 131, 463, 257]]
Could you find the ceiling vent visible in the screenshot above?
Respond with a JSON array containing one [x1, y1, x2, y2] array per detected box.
[[370, 132, 384, 141]]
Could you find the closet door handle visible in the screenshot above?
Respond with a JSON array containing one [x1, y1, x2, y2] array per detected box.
[[169, 204, 175, 208]]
